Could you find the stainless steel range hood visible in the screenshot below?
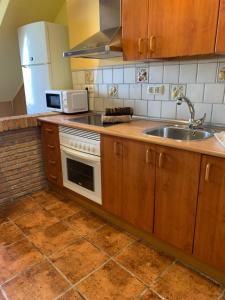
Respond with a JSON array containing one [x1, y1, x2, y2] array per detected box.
[[64, 0, 122, 59]]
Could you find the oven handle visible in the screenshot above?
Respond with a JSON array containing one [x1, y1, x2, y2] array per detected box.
[[60, 145, 100, 163]]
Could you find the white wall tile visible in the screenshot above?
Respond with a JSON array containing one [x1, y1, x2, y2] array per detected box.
[[103, 69, 113, 84], [179, 64, 197, 83], [89, 98, 94, 111], [148, 101, 161, 118], [142, 84, 154, 100], [155, 84, 170, 100], [197, 63, 217, 83], [149, 65, 163, 83], [118, 84, 129, 99], [186, 84, 204, 102], [134, 100, 148, 116], [103, 98, 113, 110], [94, 98, 104, 112], [163, 65, 179, 83], [72, 71, 85, 85], [124, 67, 136, 83], [176, 103, 191, 120], [98, 84, 108, 97], [211, 104, 225, 124], [124, 99, 134, 108], [93, 85, 99, 97], [94, 69, 103, 84], [130, 84, 142, 99], [113, 99, 124, 108], [204, 84, 225, 103], [113, 68, 124, 83], [161, 101, 177, 119], [194, 103, 212, 123]]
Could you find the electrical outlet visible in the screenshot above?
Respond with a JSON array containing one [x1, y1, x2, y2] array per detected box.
[[147, 85, 165, 95], [171, 85, 186, 100]]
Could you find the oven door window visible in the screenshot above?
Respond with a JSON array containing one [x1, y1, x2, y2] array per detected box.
[[67, 158, 94, 191], [46, 94, 61, 109]]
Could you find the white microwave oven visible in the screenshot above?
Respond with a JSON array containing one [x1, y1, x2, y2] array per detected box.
[[46, 90, 88, 114]]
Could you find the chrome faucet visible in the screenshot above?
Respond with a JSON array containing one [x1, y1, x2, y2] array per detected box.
[[173, 90, 206, 129]]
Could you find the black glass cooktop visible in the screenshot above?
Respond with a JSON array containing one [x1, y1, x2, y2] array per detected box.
[[69, 114, 111, 127]]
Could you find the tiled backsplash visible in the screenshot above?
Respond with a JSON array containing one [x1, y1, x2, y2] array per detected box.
[[72, 57, 225, 125]]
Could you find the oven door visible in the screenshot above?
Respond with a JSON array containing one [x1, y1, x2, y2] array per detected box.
[[60, 145, 102, 205]]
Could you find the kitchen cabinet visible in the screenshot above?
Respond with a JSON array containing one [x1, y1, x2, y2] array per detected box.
[[154, 146, 201, 253], [216, 0, 225, 53], [194, 155, 225, 272], [101, 135, 155, 233], [122, 0, 220, 60], [41, 122, 62, 187]]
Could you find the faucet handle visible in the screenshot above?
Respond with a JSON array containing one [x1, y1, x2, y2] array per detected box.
[[194, 113, 206, 128]]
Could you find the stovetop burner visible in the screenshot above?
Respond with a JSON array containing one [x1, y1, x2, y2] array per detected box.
[[68, 114, 111, 127]]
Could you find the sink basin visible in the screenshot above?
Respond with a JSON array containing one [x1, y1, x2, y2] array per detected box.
[[143, 125, 214, 141]]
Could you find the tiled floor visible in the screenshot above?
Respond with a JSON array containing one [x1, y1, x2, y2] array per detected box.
[[0, 191, 224, 300]]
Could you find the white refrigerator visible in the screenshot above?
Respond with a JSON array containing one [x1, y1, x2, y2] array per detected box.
[[18, 21, 72, 114]]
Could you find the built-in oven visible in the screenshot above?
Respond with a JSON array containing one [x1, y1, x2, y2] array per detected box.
[[59, 126, 102, 205]]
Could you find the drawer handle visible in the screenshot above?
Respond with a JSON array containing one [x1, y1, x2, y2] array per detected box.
[[159, 153, 164, 168], [149, 35, 156, 53], [205, 163, 211, 182], [114, 142, 123, 156], [49, 160, 56, 165], [49, 174, 57, 180], [45, 128, 53, 133], [138, 37, 144, 55], [47, 145, 55, 149], [146, 148, 150, 164]]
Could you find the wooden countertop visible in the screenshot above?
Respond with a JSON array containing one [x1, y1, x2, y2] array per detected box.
[[38, 113, 225, 159]]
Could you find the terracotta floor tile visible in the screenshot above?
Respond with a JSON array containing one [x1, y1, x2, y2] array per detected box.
[[14, 209, 59, 235], [86, 224, 136, 256], [5, 196, 41, 221], [0, 215, 9, 225], [139, 289, 162, 299], [0, 239, 43, 284], [28, 221, 82, 256], [31, 190, 62, 207], [58, 288, 84, 300], [115, 240, 173, 285], [3, 260, 69, 300], [65, 210, 105, 236], [50, 239, 108, 284], [0, 221, 24, 248], [77, 260, 145, 300], [152, 263, 223, 300]]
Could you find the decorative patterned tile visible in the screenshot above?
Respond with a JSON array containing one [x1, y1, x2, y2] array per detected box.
[[115, 241, 173, 285], [14, 209, 59, 235], [28, 221, 82, 256], [58, 289, 84, 300], [0, 239, 43, 284], [65, 210, 105, 236], [77, 260, 145, 300], [50, 239, 108, 284], [0, 221, 24, 248], [86, 224, 135, 256], [152, 263, 223, 300], [3, 260, 69, 300]]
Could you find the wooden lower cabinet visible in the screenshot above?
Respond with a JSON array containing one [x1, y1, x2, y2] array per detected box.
[[101, 135, 155, 233], [194, 155, 225, 272], [41, 122, 62, 187], [154, 146, 201, 253]]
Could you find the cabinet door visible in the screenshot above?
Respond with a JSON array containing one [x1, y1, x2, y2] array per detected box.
[[122, 140, 155, 233], [101, 135, 123, 217], [154, 146, 201, 253], [215, 0, 225, 53], [122, 0, 149, 60], [148, 0, 220, 58], [194, 156, 225, 272]]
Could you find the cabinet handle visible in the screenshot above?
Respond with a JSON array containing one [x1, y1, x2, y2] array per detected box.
[[47, 144, 55, 149], [49, 174, 57, 180], [159, 153, 164, 168], [205, 163, 211, 182], [45, 128, 53, 133], [146, 148, 150, 164], [138, 37, 144, 55], [149, 35, 156, 53], [114, 142, 123, 156], [49, 160, 56, 165]]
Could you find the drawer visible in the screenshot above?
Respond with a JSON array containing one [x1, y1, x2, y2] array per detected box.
[[42, 123, 59, 146]]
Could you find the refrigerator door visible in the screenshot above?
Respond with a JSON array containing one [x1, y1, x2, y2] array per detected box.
[[18, 22, 50, 66], [22, 64, 51, 114]]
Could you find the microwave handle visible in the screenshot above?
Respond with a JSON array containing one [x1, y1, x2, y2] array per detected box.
[[60, 145, 100, 163]]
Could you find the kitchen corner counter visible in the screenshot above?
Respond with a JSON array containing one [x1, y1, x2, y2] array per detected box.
[[0, 112, 59, 133], [38, 113, 225, 159]]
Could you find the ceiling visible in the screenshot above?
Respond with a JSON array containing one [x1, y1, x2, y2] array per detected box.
[[0, 0, 65, 102]]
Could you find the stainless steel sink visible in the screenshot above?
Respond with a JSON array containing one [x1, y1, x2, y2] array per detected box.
[[143, 125, 214, 141]]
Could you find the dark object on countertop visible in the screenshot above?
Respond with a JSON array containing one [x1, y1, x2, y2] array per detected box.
[[105, 107, 133, 116], [102, 114, 132, 124]]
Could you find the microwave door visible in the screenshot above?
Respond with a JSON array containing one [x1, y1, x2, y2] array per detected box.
[[46, 93, 63, 112]]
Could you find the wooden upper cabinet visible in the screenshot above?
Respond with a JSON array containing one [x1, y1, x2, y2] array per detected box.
[[148, 0, 220, 58], [216, 0, 225, 53], [194, 155, 225, 272], [122, 0, 149, 60], [154, 146, 201, 253]]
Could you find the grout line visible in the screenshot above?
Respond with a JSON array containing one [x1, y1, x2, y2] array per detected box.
[[0, 287, 9, 300]]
